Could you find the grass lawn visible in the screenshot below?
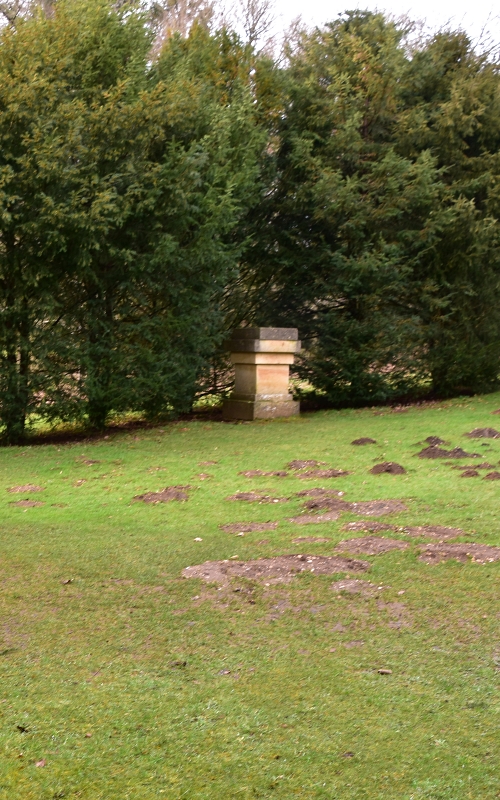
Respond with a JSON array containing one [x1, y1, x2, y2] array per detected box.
[[1, 394, 500, 799]]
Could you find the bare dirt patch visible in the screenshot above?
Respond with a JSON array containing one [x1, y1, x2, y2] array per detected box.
[[492, 409, 500, 415], [460, 469, 479, 478], [226, 492, 288, 503], [334, 536, 409, 556], [297, 469, 351, 479], [220, 521, 278, 534], [182, 554, 370, 585], [293, 536, 331, 544], [418, 542, 500, 565], [351, 438, 377, 445], [403, 525, 466, 540], [465, 428, 500, 439], [287, 460, 322, 470], [289, 511, 341, 524], [199, 461, 218, 466], [196, 473, 212, 480], [330, 578, 383, 595], [370, 462, 406, 475], [7, 484, 45, 493], [424, 436, 446, 446], [239, 470, 289, 477], [77, 459, 100, 466], [350, 500, 408, 517], [418, 446, 480, 459], [342, 520, 398, 533], [10, 500, 45, 508], [484, 471, 500, 480], [303, 497, 408, 517], [133, 486, 191, 503]]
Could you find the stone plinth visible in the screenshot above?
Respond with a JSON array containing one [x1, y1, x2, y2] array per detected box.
[[223, 327, 300, 420]]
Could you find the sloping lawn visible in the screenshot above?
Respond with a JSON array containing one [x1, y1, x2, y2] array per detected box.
[[0, 394, 499, 799]]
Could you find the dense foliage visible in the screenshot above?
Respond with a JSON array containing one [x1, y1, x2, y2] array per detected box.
[[0, 1, 499, 441]]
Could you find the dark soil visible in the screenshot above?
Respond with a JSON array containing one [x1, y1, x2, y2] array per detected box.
[[7, 484, 45, 493], [465, 428, 500, 439], [492, 409, 500, 415], [239, 470, 289, 477], [460, 469, 480, 478], [484, 471, 500, 480], [287, 460, 322, 470], [220, 522, 278, 534], [226, 492, 288, 503], [418, 446, 480, 459], [424, 436, 446, 446], [133, 486, 191, 503], [342, 521, 398, 533], [403, 525, 466, 540], [330, 579, 382, 595], [292, 536, 331, 544], [10, 500, 45, 508], [182, 554, 370, 585], [297, 469, 351, 479], [419, 542, 500, 565], [351, 438, 377, 445], [289, 511, 341, 524], [370, 462, 406, 475], [335, 536, 409, 556], [303, 497, 351, 513]]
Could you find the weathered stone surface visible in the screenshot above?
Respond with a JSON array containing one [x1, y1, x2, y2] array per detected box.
[[223, 327, 301, 421]]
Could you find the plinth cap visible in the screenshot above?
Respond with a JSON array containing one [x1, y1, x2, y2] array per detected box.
[[229, 327, 298, 341]]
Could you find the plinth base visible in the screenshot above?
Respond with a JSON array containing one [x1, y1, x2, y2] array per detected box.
[[223, 396, 300, 421]]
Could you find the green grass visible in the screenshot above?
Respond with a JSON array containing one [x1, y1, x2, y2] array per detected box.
[[1, 394, 499, 799]]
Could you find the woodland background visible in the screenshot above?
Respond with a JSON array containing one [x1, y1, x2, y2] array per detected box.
[[1, 0, 499, 442]]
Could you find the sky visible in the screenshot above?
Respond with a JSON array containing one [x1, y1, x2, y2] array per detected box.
[[271, 0, 500, 46]]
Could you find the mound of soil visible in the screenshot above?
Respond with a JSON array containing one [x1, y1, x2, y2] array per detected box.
[[303, 497, 408, 517], [460, 469, 479, 478], [403, 525, 465, 540], [465, 428, 500, 439], [342, 521, 398, 533], [418, 446, 480, 459], [419, 542, 500, 565], [182, 554, 370, 585], [133, 486, 191, 503], [292, 536, 331, 544], [239, 470, 289, 478], [303, 497, 351, 513], [335, 536, 409, 556], [287, 460, 321, 470], [351, 438, 377, 445], [297, 469, 351, 479], [220, 521, 278, 534], [226, 492, 288, 503], [424, 436, 446, 446], [484, 471, 500, 480], [10, 500, 45, 508], [330, 578, 382, 595], [350, 500, 408, 517], [289, 511, 341, 524], [370, 462, 406, 475], [7, 484, 45, 494]]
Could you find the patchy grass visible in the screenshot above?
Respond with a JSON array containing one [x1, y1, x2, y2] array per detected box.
[[0, 394, 499, 799]]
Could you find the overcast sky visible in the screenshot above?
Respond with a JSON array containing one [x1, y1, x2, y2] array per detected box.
[[271, 0, 500, 46]]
